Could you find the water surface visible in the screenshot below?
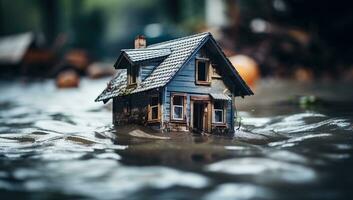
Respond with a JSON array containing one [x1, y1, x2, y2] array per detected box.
[[0, 79, 352, 200]]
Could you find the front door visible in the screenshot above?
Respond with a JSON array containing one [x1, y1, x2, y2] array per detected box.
[[191, 100, 211, 134], [193, 102, 205, 133]]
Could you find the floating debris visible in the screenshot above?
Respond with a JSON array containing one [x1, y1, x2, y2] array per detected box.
[[56, 70, 80, 88]]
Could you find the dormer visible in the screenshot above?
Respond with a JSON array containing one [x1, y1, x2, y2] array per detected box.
[[113, 35, 172, 88]]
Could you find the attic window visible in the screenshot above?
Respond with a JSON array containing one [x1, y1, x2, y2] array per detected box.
[[128, 65, 138, 86], [196, 58, 210, 85]]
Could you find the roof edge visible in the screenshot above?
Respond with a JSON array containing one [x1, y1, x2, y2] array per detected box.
[[162, 32, 253, 97], [114, 48, 172, 69], [161, 32, 211, 88], [148, 32, 211, 48], [207, 35, 254, 96]]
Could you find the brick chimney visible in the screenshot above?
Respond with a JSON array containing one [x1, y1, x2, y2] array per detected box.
[[134, 35, 146, 49]]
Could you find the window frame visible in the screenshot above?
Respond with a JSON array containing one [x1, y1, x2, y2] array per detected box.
[[173, 105, 184, 120], [195, 58, 211, 85], [212, 101, 226, 124], [127, 65, 138, 87], [148, 94, 160, 122], [170, 93, 187, 122]]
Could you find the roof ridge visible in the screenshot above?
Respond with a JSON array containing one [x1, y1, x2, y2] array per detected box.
[[148, 32, 210, 48], [121, 48, 171, 51]]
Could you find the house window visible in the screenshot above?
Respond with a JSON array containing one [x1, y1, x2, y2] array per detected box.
[[213, 101, 224, 123], [171, 95, 185, 120], [128, 65, 138, 85], [196, 59, 210, 85], [149, 95, 160, 121]]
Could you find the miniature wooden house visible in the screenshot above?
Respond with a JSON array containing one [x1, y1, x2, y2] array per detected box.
[[96, 32, 253, 134]]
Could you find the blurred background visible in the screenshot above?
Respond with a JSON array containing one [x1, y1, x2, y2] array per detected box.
[[1, 2, 353, 199], [1, 0, 353, 85]]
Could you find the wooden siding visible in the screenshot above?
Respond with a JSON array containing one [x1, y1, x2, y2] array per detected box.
[[112, 90, 162, 130], [166, 50, 233, 94], [164, 48, 234, 133]]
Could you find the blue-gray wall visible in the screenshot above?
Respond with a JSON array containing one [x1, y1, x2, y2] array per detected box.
[[163, 49, 234, 131]]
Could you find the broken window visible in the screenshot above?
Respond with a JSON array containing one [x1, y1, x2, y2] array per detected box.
[[149, 95, 159, 121], [172, 95, 184, 120], [213, 101, 224, 123], [196, 59, 210, 84]]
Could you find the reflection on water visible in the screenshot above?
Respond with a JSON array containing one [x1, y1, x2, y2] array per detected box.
[[0, 79, 352, 200]]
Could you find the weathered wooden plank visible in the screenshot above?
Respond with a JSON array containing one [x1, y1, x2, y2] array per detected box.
[[167, 86, 213, 94], [190, 95, 210, 101], [172, 76, 194, 82], [168, 80, 197, 88]]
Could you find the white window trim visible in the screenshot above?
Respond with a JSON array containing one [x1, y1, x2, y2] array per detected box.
[[171, 94, 186, 121], [172, 105, 184, 120], [213, 108, 224, 123]]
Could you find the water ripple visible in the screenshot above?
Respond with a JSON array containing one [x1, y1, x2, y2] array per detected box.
[[0, 80, 352, 199], [203, 183, 274, 200], [206, 157, 316, 183]]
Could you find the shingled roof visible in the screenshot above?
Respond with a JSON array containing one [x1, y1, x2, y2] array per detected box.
[[96, 69, 127, 103], [119, 48, 171, 64], [95, 32, 253, 102]]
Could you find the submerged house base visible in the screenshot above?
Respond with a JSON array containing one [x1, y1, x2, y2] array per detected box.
[[96, 32, 253, 134], [112, 89, 235, 134]]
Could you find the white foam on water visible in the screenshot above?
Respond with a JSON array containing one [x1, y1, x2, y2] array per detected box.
[[268, 133, 332, 147], [321, 153, 351, 160], [34, 120, 93, 134], [96, 152, 121, 160], [203, 183, 274, 200], [224, 146, 248, 150], [282, 112, 326, 122], [242, 117, 272, 127], [248, 112, 330, 136], [334, 144, 353, 150], [31, 152, 86, 161], [16, 159, 209, 199], [206, 157, 316, 184], [267, 150, 308, 164]]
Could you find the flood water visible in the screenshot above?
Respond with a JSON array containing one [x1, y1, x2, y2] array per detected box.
[[0, 78, 352, 200]]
